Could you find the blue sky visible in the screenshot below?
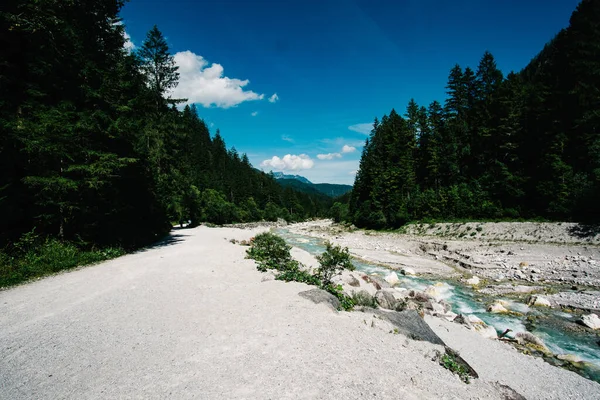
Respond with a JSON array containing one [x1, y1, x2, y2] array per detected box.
[[121, 0, 580, 184]]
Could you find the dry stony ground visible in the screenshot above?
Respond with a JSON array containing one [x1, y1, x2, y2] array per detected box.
[[1, 226, 599, 399], [289, 220, 600, 310]]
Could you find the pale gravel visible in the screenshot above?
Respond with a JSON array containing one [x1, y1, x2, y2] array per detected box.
[[0, 226, 598, 399]]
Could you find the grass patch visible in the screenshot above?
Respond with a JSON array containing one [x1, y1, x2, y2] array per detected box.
[[351, 291, 377, 308], [441, 351, 472, 384], [0, 231, 124, 288]]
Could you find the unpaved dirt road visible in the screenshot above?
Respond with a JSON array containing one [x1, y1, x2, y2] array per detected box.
[[1, 226, 598, 400]]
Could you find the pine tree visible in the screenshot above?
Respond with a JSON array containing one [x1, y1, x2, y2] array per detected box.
[[138, 25, 181, 109]]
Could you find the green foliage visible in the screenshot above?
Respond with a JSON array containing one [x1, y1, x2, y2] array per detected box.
[[0, 3, 331, 257], [276, 269, 322, 286], [246, 232, 294, 271], [329, 202, 349, 223], [348, 2, 600, 225], [316, 241, 355, 286], [246, 233, 355, 311], [351, 291, 377, 308], [0, 231, 124, 288], [441, 353, 471, 384], [323, 284, 355, 311]]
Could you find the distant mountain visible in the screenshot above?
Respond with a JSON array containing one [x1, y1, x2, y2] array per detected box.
[[277, 179, 326, 197], [271, 172, 312, 184], [312, 183, 353, 198], [275, 176, 353, 198]]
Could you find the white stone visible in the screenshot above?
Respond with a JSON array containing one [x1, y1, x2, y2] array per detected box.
[[465, 276, 480, 285], [528, 295, 552, 307], [580, 314, 600, 330], [384, 272, 400, 286], [487, 302, 509, 314], [430, 302, 446, 314], [424, 286, 443, 301]]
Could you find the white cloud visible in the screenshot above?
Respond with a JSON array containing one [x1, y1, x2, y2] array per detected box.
[[251, 111, 258, 117], [260, 154, 314, 171], [123, 31, 135, 52], [281, 135, 294, 143], [300, 160, 360, 185], [321, 137, 365, 148], [317, 153, 342, 160], [348, 123, 372, 135], [348, 170, 357, 175], [269, 93, 279, 103], [171, 50, 265, 108], [342, 145, 356, 153]]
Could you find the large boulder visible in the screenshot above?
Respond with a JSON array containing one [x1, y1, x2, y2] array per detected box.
[[372, 309, 446, 345], [515, 332, 550, 353], [527, 295, 553, 308], [375, 290, 404, 311], [411, 290, 433, 303], [298, 289, 340, 311], [404, 300, 422, 311], [579, 313, 600, 330]]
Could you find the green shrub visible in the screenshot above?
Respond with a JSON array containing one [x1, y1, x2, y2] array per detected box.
[[316, 241, 355, 286], [277, 269, 322, 286], [247, 233, 356, 311], [246, 232, 293, 271]]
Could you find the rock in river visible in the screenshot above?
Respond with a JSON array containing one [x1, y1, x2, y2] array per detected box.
[[488, 301, 509, 314], [384, 271, 400, 286], [527, 295, 553, 308], [579, 313, 600, 330]]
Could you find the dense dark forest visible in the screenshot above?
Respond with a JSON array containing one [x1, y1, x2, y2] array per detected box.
[[0, 0, 330, 256], [345, 0, 600, 229]]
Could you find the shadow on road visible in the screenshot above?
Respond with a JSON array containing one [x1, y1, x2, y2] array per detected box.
[[568, 223, 600, 239], [139, 232, 186, 252]]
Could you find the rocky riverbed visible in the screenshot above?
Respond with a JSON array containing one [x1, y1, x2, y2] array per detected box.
[[287, 220, 600, 310], [281, 220, 600, 383]]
